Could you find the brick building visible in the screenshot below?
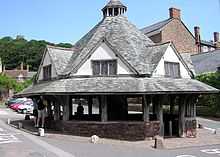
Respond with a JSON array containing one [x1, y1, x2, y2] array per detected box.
[[2, 63, 36, 83], [141, 8, 220, 54]]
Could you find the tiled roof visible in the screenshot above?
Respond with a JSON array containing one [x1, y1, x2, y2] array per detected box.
[[62, 15, 171, 75], [104, 0, 126, 8], [140, 19, 172, 35], [191, 49, 220, 75], [47, 45, 75, 75], [3, 70, 28, 78], [16, 77, 218, 97], [180, 53, 196, 76], [200, 40, 215, 47]]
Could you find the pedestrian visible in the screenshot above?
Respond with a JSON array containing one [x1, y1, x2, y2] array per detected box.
[[32, 97, 38, 128], [36, 96, 47, 128]]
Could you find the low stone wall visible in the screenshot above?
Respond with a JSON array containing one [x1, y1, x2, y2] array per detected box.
[[51, 121, 160, 141]]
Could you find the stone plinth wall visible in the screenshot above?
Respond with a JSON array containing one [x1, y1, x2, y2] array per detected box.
[[51, 121, 160, 141]]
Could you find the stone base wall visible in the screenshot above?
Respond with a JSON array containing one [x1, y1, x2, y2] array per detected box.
[[51, 121, 160, 141]]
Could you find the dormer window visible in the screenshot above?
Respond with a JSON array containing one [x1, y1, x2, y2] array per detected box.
[[164, 62, 180, 78], [43, 65, 52, 81], [92, 60, 117, 76]]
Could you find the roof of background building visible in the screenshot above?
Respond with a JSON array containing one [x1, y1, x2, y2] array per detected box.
[[140, 19, 172, 35], [191, 49, 220, 75], [3, 70, 28, 78], [180, 53, 196, 76], [200, 40, 215, 47], [16, 77, 218, 97]]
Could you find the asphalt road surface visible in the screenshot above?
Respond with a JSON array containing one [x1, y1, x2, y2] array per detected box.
[[0, 107, 220, 157]]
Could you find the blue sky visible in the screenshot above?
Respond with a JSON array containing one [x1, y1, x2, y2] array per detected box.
[[0, 0, 220, 44]]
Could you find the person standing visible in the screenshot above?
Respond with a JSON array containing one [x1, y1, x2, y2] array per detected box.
[[37, 96, 47, 128]]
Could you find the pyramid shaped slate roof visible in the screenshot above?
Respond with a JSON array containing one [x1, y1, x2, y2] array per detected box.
[[62, 15, 170, 76]]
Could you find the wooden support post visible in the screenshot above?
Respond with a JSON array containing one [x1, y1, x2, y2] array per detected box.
[[88, 96, 93, 116], [69, 96, 73, 120], [178, 95, 187, 137], [62, 95, 70, 121], [142, 95, 150, 122], [100, 95, 108, 122], [54, 101, 60, 121], [47, 99, 52, 118], [158, 95, 164, 137]]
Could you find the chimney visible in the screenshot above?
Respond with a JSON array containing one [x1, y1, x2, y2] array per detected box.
[[169, 7, 181, 19], [214, 32, 219, 43], [214, 32, 220, 49], [20, 62, 24, 70], [194, 26, 201, 44], [27, 64, 29, 72]]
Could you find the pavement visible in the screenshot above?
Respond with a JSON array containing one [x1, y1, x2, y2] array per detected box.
[[1, 107, 220, 157]]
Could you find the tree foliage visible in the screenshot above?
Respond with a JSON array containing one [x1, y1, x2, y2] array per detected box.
[[0, 36, 73, 71], [196, 72, 220, 116], [0, 74, 32, 93]]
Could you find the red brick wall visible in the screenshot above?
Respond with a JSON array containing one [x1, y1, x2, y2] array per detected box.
[[162, 19, 198, 54]]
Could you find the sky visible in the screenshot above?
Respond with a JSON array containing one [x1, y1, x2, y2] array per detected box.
[[0, 0, 220, 44]]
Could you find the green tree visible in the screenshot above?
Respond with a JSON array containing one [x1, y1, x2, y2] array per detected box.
[[196, 72, 220, 116]]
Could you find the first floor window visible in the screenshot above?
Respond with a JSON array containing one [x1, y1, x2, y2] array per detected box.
[[43, 65, 52, 80], [164, 62, 180, 78], [92, 60, 117, 76]]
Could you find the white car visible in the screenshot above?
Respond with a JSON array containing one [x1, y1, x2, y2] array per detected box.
[[17, 100, 34, 114]]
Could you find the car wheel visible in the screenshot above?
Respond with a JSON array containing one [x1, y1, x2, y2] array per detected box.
[[23, 109, 27, 114]]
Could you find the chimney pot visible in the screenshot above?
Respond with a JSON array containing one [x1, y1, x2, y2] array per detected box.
[[169, 7, 181, 19], [194, 26, 201, 44], [214, 32, 219, 43]]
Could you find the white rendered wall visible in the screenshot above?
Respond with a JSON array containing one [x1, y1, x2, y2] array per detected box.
[[152, 46, 191, 78], [74, 43, 133, 76], [38, 52, 57, 80]]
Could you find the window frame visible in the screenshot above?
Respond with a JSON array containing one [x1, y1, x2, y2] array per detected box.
[[91, 59, 117, 76], [43, 64, 52, 81], [164, 61, 181, 78]]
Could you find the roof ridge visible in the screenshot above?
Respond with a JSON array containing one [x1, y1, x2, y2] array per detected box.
[[191, 49, 220, 56], [46, 45, 74, 51], [145, 41, 171, 47]]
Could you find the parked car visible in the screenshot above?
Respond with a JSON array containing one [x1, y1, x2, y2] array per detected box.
[[10, 103, 23, 111], [17, 100, 34, 114], [9, 99, 32, 111], [6, 98, 28, 107]]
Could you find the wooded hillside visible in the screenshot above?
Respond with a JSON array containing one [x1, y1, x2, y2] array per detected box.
[[0, 36, 73, 71]]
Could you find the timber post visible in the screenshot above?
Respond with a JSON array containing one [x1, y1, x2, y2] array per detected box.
[[62, 95, 70, 121], [88, 96, 93, 116], [142, 95, 150, 122], [100, 95, 108, 122], [178, 95, 188, 137]]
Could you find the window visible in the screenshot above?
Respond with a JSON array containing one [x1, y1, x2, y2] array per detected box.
[[43, 65, 52, 80], [92, 60, 117, 76], [217, 67, 220, 72], [164, 62, 180, 78]]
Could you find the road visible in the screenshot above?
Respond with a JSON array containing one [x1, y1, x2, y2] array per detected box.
[[0, 107, 220, 157]]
